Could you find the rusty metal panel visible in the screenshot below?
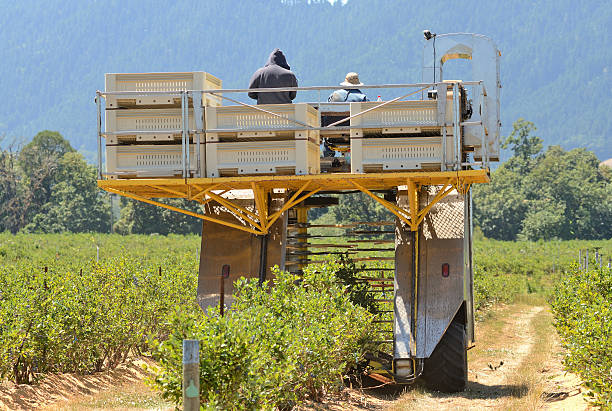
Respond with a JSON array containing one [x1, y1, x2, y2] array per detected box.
[[196, 203, 287, 310]]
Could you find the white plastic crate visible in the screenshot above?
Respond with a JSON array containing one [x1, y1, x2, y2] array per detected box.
[[350, 136, 455, 173], [105, 144, 204, 179], [349, 96, 459, 137], [105, 108, 200, 143], [105, 72, 222, 108], [205, 103, 319, 143], [206, 140, 320, 177]]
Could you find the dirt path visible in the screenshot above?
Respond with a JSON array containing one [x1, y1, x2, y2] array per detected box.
[[0, 302, 593, 410], [382, 303, 592, 411], [309, 302, 593, 411]]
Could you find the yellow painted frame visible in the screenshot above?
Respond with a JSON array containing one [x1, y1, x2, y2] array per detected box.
[[98, 170, 488, 235]]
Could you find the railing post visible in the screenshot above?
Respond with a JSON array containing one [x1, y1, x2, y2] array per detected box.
[[180, 91, 188, 178], [96, 93, 102, 180], [191, 91, 204, 178], [183, 339, 200, 410], [452, 82, 461, 170], [480, 84, 487, 170], [436, 83, 447, 172], [185, 92, 190, 177]]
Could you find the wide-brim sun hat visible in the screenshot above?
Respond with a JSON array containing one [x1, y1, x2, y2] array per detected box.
[[340, 72, 364, 87]]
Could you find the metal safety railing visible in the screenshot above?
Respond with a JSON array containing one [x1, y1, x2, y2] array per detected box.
[[95, 80, 490, 180]]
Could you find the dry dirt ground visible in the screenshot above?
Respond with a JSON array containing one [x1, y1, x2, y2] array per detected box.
[[0, 301, 594, 411], [0, 358, 171, 411]]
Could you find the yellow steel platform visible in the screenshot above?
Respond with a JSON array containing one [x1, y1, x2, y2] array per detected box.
[[98, 170, 489, 235]]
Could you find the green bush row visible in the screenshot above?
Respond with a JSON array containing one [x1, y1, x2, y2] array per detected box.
[[551, 266, 612, 409], [0, 256, 197, 383], [149, 264, 377, 410]]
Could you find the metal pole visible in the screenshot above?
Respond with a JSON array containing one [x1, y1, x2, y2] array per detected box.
[[220, 271, 225, 316], [325, 87, 428, 128], [185, 93, 190, 177], [438, 83, 447, 172], [579, 249, 582, 270], [110, 194, 114, 233], [586, 249, 589, 272], [452, 83, 461, 170], [182, 340, 200, 410], [258, 234, 269, 285], [96, 94, 102, 180], [99, 82, 483, 97], [181, 92, 187, 178], [480, 84, 487, 169], [195, 91, 202, 178], [220, 264, 230, 316]]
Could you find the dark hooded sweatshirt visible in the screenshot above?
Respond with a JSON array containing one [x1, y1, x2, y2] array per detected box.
[[248, 49, 298, 104]]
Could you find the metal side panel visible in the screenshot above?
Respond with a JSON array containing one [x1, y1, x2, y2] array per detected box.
[[196, 204, 287, 310], [465, 190, 475, 344], [394, 186, 467, 360], [418, 237, 464, 358], [394, 219, 415, 358], [419, 188, 466, 358]]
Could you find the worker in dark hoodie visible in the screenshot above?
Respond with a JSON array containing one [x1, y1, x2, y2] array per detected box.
[[248, 49, 298, 104]]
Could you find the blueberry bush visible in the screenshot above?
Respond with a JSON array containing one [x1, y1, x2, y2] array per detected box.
[[551, 266, 612, 409]]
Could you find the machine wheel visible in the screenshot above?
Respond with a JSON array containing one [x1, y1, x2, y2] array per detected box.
[[423, 320, 468, 392]]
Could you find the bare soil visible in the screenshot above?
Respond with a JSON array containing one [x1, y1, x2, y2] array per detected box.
[[0, 302, 594, 410], [0, 358, 170, 411]]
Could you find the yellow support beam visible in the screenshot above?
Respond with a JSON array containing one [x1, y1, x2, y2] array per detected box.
[[149, 184, 188, 198], [251, 182, 269, 229], [415, 183, 455, 227], [407, 179, 419, 231], [264, 187, 321, 230], [98, 169, 489, 235], [103, 187, 263, 235], [349, 179, 412, 226], [190, 184, 219, 201], [204, 190, 264, 231]]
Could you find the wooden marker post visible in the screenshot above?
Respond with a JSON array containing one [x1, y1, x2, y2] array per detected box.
[[182, 339, 200, 410]]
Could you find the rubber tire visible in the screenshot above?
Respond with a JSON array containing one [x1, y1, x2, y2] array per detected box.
[[423, 320, 468, 392]]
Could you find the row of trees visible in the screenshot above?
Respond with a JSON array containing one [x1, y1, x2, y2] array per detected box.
[[472, 119, 612, 240], [1, 122, 611, 239], [0, 131, 110, 234]]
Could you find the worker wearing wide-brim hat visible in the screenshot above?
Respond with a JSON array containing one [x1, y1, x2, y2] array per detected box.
[[328, 72, 369, 102]]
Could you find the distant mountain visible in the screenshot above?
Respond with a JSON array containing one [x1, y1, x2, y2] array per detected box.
[[1, 0, 610, 161]]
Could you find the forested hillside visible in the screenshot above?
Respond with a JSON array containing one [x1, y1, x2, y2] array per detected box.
[[1, 0, 610, 160]]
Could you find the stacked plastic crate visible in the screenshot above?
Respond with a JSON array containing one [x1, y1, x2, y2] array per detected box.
[[205, 103, 320, 177], [349, 84, 462, 173], [104, 72, 222, 179]]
